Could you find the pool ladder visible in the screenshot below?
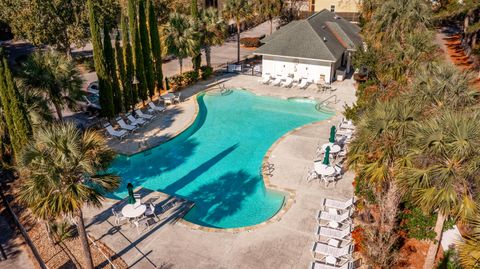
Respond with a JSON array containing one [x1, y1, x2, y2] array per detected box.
[[315, 95, 338, 112]]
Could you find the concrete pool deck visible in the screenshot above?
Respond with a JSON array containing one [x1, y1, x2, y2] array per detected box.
[[84, 74, 357, 268]]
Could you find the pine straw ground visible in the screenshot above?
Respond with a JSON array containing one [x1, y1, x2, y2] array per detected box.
[[442, 34, 480, 89], [6, 179, 127, 269]]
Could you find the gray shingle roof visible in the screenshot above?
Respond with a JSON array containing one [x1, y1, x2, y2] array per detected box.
[[254, 10, 362, 62]]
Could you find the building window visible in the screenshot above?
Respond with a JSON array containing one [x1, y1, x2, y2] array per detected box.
[[310, 0, 315, 12], [330, 5, 335, 12]]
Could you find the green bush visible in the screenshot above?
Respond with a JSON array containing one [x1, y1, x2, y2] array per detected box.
[[354, 178, 376, 204], [182, 70, 199, 85], [399, 203, 436, 240], [200, 66, 213, 80]]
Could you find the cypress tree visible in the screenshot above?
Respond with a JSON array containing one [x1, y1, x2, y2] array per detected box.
[[103, 25, 122, 114], [121, 15, 136, 108], [116, 30, 129, 112], [87, 0, 114, 118], [139, 0, 155, 98], [191, 0, 202, 71], [128, 0, 148, 102], [0, 53, 32, 159], [148, 0, 163, 95]]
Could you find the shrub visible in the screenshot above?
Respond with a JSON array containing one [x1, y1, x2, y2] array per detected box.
[[240, 37, 262, 48], [398, 204, 436, 240], [200, 66, 213, 80], [182, 70, 199, 85]]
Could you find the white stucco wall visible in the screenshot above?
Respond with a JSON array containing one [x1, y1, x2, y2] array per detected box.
[[261, 55, 334, 83]]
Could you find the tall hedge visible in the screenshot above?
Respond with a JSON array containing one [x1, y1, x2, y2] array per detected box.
[[148, 0, 163, 95], [121, 14, 136, 107], [87, 0, 114, 118], [104, 25, 122, 114], [115, 30, 129, 112], [0, 53, 32, 158], [139, 0, 155, 98], [191, 0, 201, 70], [128, 0, 148, 102]]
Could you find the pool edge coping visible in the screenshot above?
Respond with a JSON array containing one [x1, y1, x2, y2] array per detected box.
[[176, 103, 337, 233], [108, 86, 337, 233]]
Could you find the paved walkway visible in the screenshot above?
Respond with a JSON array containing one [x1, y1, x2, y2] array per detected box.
[[0, 215, 35, 269], [84, 74, 357, 269]]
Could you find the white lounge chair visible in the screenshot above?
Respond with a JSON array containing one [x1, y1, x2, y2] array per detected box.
[[311, 242, 353, 258], [317, 209, 352, 223], [322, 198, 355, 211], [272, 76, 283, 86], [105, 124, 127, 140], [116, 117, 137, 132], [299, 78, 309, 89], [281, 77, 293, 87], [127, 113, 146, 126], [135, 109, 155, 120], [309, 261, 353, 269], [261, 75, 271, 84], [148, 102, 166, 113], [316, 225, 352, 241]]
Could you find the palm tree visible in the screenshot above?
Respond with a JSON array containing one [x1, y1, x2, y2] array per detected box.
[[223, 0, 253, 63], [19, 50, 83, 121], [48, 220, 82, 269], [458, 217, 480, 268], [255, 0, 283, 35], [163, 13, 199, 74], [199, 8, 228, 67], [398, 111, 480, 269], [18, 123, 120, 269]]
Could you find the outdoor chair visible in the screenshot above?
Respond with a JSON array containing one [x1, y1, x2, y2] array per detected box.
[[144, 203, 159, 220], [173, 93, 182, 103], [322, 198, 355, 211], [299, 78, 309, 89], [322, 175, 336, 187], [309, 260, 353, 269], [111, 209, 127, 225], [316, 225, 352, 241], [272, 76, 283, 86], [135, 109, 155, 120], [311, 241, 353, 259], [133, 217, 155, 234], [317, 209, 352, 224], [104, 124, 127, 140], [127, 113, 146, 126], [281, 77, 293, 88], [261, 75, 271, 84], [116, 117, 137, 133], [148, 101, 166, 113]]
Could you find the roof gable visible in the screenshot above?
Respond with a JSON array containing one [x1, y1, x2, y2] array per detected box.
[[255, 10, 362, 61]]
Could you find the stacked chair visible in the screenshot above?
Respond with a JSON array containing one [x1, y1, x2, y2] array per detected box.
[[310, 197, 356, 269]]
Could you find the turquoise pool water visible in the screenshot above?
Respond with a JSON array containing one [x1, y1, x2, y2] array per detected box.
[[108, 89, 332, 228]]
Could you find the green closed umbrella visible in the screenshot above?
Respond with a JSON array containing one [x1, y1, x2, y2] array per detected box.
[[127, 183, 136, 205], [165, 77, 170, 92], [323, 146, 330, 166], [329, 126, 336, 143]]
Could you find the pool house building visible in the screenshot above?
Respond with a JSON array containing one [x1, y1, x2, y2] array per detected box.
[[254, 10, 362, 84]]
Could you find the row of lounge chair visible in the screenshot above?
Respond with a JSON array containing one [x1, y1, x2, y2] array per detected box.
[[310, 198, 356, 269], [261, 74, 311, 89], [104, 101, 167, 140]]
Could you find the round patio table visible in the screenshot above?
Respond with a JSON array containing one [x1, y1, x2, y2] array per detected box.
[[321, 143, 341, 153], [314, 162, 335, 176], [121, 204, 147, 219]]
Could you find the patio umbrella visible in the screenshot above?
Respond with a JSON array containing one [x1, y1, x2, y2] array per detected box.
[[323, 146, 331, 166], [127, 183, 136, 205], [329, 126, 336, 143], [165, 77, 170, 92]]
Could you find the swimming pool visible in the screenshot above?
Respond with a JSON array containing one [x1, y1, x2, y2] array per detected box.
[[108, 89, 332, 228]]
